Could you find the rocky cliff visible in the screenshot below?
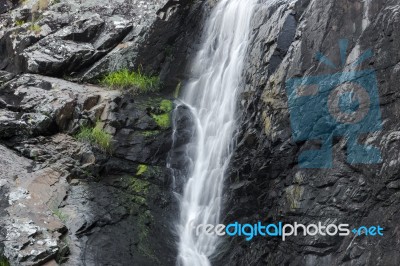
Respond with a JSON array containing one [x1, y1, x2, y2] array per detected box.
[[220, 0, 400, 265], [2, 0, 400, 265], [0, 0, 206, 265]]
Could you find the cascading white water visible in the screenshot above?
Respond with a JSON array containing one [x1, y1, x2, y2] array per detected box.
[[176, 0, 257, 265]]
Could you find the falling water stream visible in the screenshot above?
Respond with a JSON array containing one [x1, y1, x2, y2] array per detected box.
[[175, 0, 257, 265]]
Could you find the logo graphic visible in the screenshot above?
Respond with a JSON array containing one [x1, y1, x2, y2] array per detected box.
[[191, 220, 384, 241], [285, 39, 382, 168]]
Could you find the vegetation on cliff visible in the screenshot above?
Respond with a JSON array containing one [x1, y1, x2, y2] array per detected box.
[[0, 256, 9, 266], [150, 99, 173, 129], [76, 124, 113, 153], [101, 69, 160, 94]]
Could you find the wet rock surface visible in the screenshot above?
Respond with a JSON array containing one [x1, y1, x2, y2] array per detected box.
[[0, 73, 177, 265], [2, 0, 400, 265], [0, 0, 204, 89], [0, 0, 166, 76], [0, 0, 206, 264], [219, 0, 400, 265]]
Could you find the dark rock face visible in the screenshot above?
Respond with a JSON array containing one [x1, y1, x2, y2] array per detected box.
[[0, 73, 179, 265], [0, 0, 165, 76], [0, 0, 207, 264], [167, 104, 197, 193], [0, 0, 18, 15], [2, 0, 399, 265], [219, 0, 400, 265], [0, 0, 206, 91]]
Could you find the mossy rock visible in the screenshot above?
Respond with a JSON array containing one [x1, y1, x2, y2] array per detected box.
[[136, 164, 148, 176], [151, 113, 171, 129], [130, 177, 150, 194], [137, 210, 158, 262], [134, 96, 174, 129], [140, 130, 161, 137], [134, 164, 163, 180]]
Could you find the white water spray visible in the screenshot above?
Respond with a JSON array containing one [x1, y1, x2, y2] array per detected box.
[[176, 0, 257, 265]]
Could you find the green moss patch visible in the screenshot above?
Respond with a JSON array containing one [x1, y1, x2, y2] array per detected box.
[[129, 175, 150, 207], [137, 210, 158, 262], [141, 130, 161, 137], [136, 164, 148, 176], [151, 113, 171, 129], [130, 178, 149, 193], [160, 99, 173, 112], [149, 99, 174, 129]]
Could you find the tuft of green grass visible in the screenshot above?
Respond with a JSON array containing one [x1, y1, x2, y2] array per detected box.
[[30, 23, 41, 34], [0, 256, 10, 266], [101, 69, 160, 93], [76, 124, 113, 153], [15, 20, 25, 26]]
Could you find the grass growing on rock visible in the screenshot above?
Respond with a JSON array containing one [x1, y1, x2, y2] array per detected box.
[[30, 23, 41, 34], [76, 124, 113, 153], [0, 256, 10, 266], [101, 69, 160, 93], [15, 20, 25, 26]]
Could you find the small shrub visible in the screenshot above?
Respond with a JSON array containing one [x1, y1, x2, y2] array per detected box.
[[101, 69, 160, 94], [76, 124, 113, 153]]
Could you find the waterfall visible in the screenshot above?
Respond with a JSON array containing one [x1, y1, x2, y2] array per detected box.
[[175, 0, 257, 265]]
